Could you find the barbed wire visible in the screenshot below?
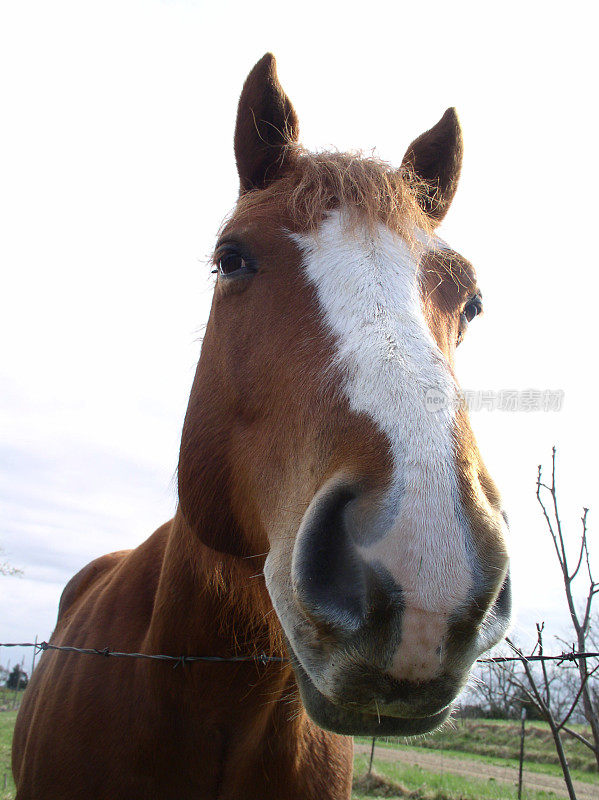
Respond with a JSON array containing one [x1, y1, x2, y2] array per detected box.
[[1, 640, 598, 668], [480, 651, 599, 665], [0, 641, 287, 666]]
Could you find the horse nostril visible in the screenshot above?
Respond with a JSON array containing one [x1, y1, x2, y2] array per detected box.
[[291, 479, 368, 634]]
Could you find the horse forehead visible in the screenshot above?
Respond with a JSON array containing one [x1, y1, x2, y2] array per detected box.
[[291, 209, 459, 443], [290, 212, 441, 346], [291, 213, 423, 277], [289, 213, 465, 305]]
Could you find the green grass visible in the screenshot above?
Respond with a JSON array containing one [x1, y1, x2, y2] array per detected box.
[[353, 753, 566, 800], [356, 717, 598, 777], [357, 738, 599, 786], [1, 711, 597, 800], [0, 689, 23, 711], [0, 711, 16, 800]]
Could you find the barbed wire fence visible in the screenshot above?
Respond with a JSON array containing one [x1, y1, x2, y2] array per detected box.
[[2, 638, 598, 799], [1, 639, 598, 667]]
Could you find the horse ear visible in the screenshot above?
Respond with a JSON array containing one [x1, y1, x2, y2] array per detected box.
[[234, 53, 299, 193], [401, 108, 463, 224]]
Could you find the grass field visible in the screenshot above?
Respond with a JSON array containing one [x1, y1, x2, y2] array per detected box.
[[1, 711, 597, 800], [352, 752, 577, 800], [356, 719, 599, 790], [357, 717, 598, 777], [0, 711, 16, 800], [360, 738, 599, 787]]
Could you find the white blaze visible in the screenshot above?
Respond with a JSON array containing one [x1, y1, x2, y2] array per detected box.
[[292, 210, 473, 644]]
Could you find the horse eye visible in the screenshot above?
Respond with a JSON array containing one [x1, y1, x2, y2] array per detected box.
[[463, 296, 483, 323], [218, 252, 247, 276], [457, 295, 483, 345]]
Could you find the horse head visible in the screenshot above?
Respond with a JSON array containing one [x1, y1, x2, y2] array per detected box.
[[178, 54, 510, 736]]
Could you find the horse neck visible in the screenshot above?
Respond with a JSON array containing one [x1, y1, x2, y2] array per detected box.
[[146, 508, 285, 662], [141, 512, 339, 799]]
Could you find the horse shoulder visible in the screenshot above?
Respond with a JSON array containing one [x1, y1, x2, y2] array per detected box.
[[56, 550, 130, 622], [56, 520, 172, 627], [12, 523, 174, 796]]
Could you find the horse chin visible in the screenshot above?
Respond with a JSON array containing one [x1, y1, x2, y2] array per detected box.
[[291, 654, 452, 737]]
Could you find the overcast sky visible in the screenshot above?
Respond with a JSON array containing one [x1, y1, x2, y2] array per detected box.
[[1, 0, 598, 673]]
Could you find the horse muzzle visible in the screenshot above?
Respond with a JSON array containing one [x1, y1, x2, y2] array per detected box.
[[266, 476, 511, 736]]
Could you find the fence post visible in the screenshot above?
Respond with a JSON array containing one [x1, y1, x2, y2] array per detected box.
[[31, 634, 38, 675], [518, 706, 527, 800], [368, 737, 376, 775]]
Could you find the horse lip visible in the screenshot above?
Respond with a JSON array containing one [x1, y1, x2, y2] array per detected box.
[[335, 700, 452, 723], [297, 666, 452, 736], [346, 697, 453, 721], [283, 637, 452, 736]]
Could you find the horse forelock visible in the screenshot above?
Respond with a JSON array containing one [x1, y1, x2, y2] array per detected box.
[[218, 145, 433, 247]]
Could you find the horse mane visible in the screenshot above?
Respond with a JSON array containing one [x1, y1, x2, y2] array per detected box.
[[229, 144, 433, 243]]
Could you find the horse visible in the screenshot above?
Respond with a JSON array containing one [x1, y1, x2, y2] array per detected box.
[[12, 53, 511, 799]]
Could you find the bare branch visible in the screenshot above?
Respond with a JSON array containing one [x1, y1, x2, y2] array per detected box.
[[550, 448, 572, 580], [582, 581, 597, 638], [534, 450, 599, 772], [536, 624, 552, 708], [507, 634, 584, 799], [557, 667, 593, 731], [582, 508, 594, 586], [561, 725, 599, 755], [570, 510, 588, 581], [506, 638, 551, 720], [537, 464, 564, 571], [537, 464, 568, 580]]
